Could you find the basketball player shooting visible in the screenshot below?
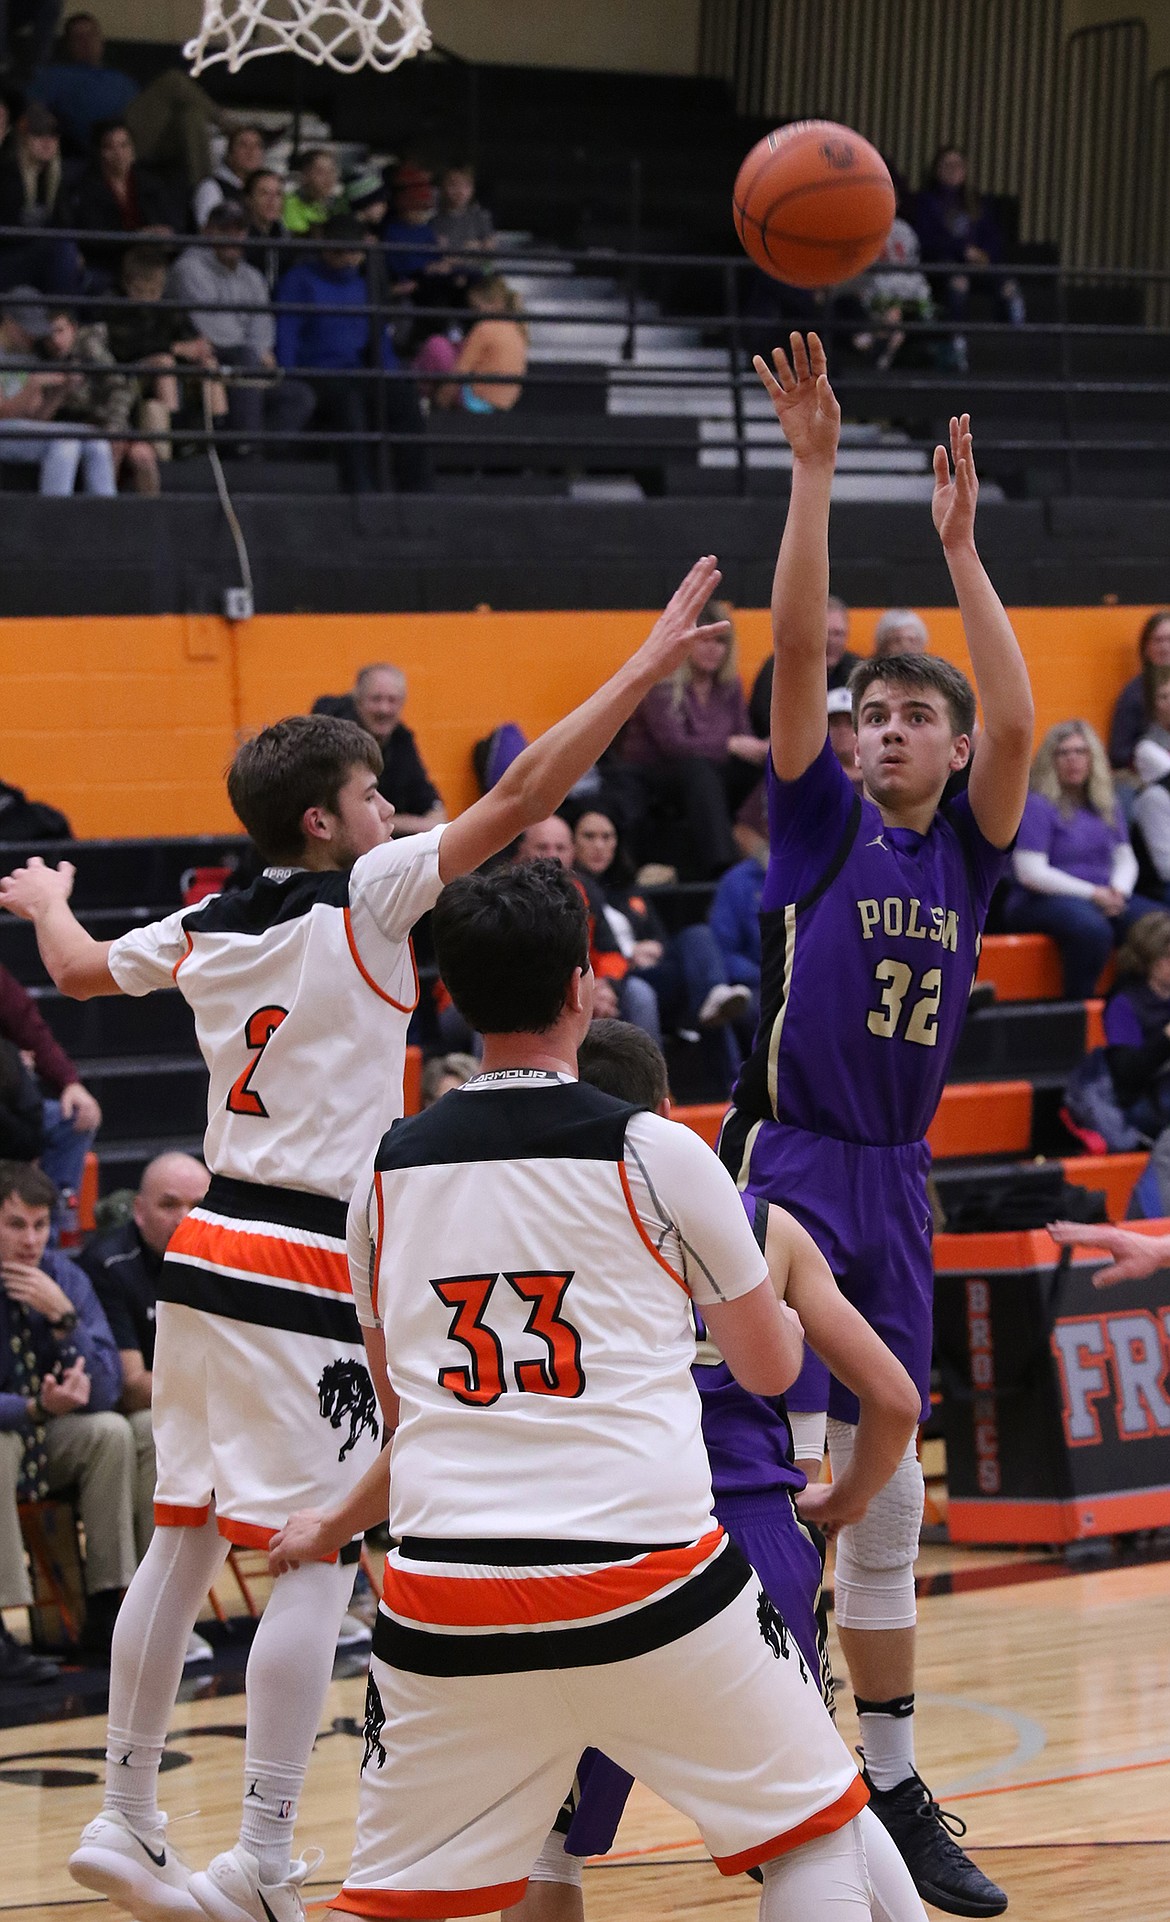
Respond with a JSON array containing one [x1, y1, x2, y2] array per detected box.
[[718, 333, 1034, 1917], [0, 554, 729, 1922]]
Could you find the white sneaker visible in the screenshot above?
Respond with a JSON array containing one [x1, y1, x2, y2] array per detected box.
[[189, 1844, 323, 1922], [184, 1629, 214, 1665], [697, 982, 752, 1029], [69, 1809, 202, 1922]]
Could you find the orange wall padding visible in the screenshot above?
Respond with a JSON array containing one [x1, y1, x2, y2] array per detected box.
[[0, 603, 1158, 838]]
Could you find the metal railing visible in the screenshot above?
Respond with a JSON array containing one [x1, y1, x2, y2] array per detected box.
[[2, 222, 1170, 499]]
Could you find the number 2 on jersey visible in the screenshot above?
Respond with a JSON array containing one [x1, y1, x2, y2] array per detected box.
[[866, 961, 942, 1046], [432, 1271, 584, 1407], [226, 1005, 288, 1117]]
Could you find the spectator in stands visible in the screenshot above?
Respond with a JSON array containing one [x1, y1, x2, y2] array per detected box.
[[0, 102, 82, 297], [384, 161, 442, 293], [282, 146, 341, 235], [311, 663, 446, 831], [1131, 667, 1170, 890], [419, 1052, 477, 1108], [242, 166, 288, 294], [424, 273, 528, 414], [0, 951, 101, 1224], [346, 168, 388, 231], [433, 160, 495, 263], [827, 683, 864, 788], [571, 805, 750, 1046], [1002, 720, 1163, 996], [511, 816, 619, 1021], [78, 1152, 208, 1571], [275, 212, 425, 493], [67, 119, 173, 282], [1098, 910, 1170, 1138], [0, 1039, 45, 1162], [708, 847, 766, 1011], [0, 1159, 134, 1663], [0, 0, 61, 85], [31, 10, 226, 182], [872, 607, 930, 657], [1108, 608, 1170, 772], [0, 774, 70, 839], [852, 215, 934, 372], [912, 145, 1024, 369], [40, 302, 156, 491], [105, 244, 226, 456], [620, 600, 763, 881], [192, 121, 267, 228], [0, 283, 116, 493], [748, 592, 861, 738], [167, 202, 314, 458]]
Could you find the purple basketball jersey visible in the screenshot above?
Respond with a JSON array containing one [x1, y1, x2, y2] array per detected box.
[[727, 738, 1009, 1154]]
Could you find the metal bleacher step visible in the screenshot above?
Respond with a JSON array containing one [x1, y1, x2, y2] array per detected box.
[[30, 986, 197, 1061], [75, 1054, 210, 1145], [0, 908, 157, 988]]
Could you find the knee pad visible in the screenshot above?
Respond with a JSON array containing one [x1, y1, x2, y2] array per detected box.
[[529, 1829, 584, 1887], [828, 1423, 923, 1632]]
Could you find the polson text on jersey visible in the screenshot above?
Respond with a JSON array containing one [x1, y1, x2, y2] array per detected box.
[[856, 898, 960, 950]]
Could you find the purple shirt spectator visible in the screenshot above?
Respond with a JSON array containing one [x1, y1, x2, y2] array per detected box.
[[621, 678, 749, 768], [1014, 791, 1125, 889]]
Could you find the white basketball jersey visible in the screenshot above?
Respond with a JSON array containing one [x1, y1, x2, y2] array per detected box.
[[349, 1072, 770, 1545], [108, 827, 445, 1201]]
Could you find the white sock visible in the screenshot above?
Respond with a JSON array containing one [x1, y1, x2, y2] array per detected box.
[[240, 1558, 353, 1883], [528, 1829, 583, 1887], [856, 1693, 916, 1791], [104, 1518, 229, 1829]]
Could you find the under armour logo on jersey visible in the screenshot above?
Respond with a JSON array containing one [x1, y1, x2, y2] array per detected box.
[[362, 1673, 387, 1772], [317, 1359, 378, 1462], [866, 834, 889, 850], [756, 1590, 809, 1683]]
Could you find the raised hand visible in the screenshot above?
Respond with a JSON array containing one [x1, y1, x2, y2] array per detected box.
[[753, 331, 840, 466], [639, 554, 730, 680], [932, 412, 978, 551], [1047, 1219, 1167, 1288], [0, 857, 77, 923]]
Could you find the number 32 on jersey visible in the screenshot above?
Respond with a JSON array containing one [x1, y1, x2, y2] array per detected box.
[[867, 961, 942, 1046]]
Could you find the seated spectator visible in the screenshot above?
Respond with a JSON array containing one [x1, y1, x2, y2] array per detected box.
[[419, 1052, 477, 1108], [0, 283, 115, 493], [346, 168, 388, 231], [424, 273, 528, 414], [0, 1039, 45, 1162], [67, 119, 174, 282], [511, 816, 618, 1021], [748, 593, 861, 738], [872, 608, 930, 658], [41, 303, 156, 492], [708, 848, 766, 1005], [1001, 720, 1163, 997], [1109, 608, 1170, 772], [912, 145, 1024, 368], [282, 146, 341, 235], [619, 602, 764, 881], [311, 662, 445, 830], [166, 202, 314, 458], [1099, 911, 1170, 1138], [827, 684, 864, 788], [571, 806, 751, 1047], [433, 160, 495, 263], [0, 952, 101, 1227], [0, 1160, 134, 1664], [104, 244, 226, 457], [243, 166, 288, 294], [852, 215, 934, 372], [77, 1152, 208, 1594], [0, 773, 70, 838], [1132, 666, 1170, 887], [275, 213, 425, 494], [384, 161, 442, 293], [32, 9, 225, 183], [0, 102, 82, 297], [192, 121, 267, 228]]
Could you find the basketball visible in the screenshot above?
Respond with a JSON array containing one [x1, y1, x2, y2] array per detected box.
[[733, 120, 895, 288]]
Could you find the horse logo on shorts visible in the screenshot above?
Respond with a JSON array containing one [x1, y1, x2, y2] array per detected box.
[[362, 1673, 387, 1772], [317, 1359, 379, 1461], [757, 1590, 808, 1683]]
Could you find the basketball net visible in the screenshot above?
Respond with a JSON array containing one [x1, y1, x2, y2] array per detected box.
[[185, 0, 431, 75]]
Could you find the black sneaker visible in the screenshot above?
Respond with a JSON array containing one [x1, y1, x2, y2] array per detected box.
[[862, 1763, 1008, 1916], [0, 1624, 60, 1686]]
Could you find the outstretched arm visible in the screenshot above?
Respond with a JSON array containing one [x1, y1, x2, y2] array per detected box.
[[0, 859, 117, 999], [754, 332, 842, 781], [933, 414, 1034, 848], [437, 556, 730, 882], [763, 1207, 920, 1533], [1047, 1220, 1170, 1288]]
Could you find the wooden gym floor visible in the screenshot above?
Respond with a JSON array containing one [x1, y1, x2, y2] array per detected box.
[[4, 1534, 1169, 1922]]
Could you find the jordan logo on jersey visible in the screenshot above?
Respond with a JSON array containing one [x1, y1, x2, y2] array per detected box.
[[362, 1673, 387, 1772], [317, 1359, 378, 1462], [866, 834, 889, 850]]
